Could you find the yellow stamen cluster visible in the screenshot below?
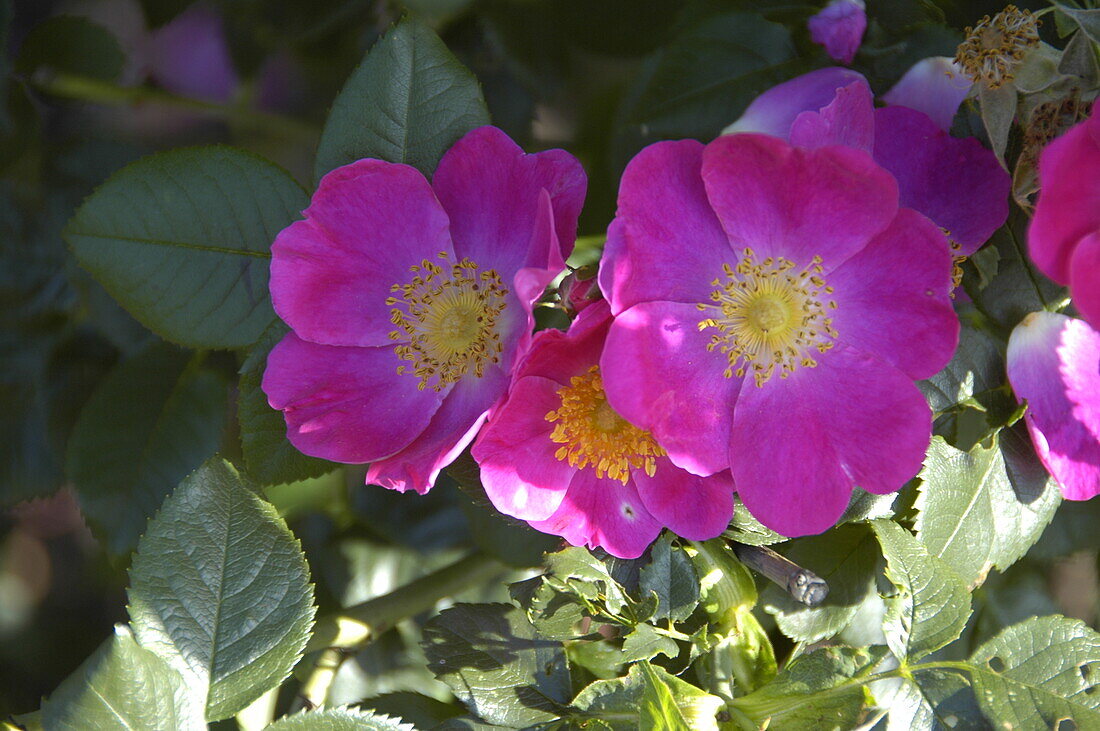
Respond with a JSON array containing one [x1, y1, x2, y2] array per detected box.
[[387, 251, 508, 391], [546, 365, 665, 484], [942, 228, 966, 292], [955, 5, 1040, 89], [697, 248, 838, 387]]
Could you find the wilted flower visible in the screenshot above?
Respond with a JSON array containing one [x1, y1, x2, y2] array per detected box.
[[807, 0, 866, 65], [724, 68, 1010, 263], [263, 126, 586, 493], [1029, 110, 1100, 328], [599, 135, 958, 536], [472, 301, 734, 558], [954, 5, 1040, 89], [1007, 312, 1100, 501]]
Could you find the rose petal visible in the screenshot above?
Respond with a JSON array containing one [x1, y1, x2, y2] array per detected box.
[[807, 0, 867, 65], [149, 3, 239, 102], [882, 57, 973, 132], [1070, 232, 1100, 330], [632, 461, 735, 540], [789, 79, 875, 153], [722, 67, 867, 138]]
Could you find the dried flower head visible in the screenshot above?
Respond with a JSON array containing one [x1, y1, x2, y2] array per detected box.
[[955, 5, 1040, 89]]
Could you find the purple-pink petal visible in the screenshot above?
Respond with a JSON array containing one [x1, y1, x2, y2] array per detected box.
[[270, 159, 453, 348], [1007, 312, 1100, 501], [702, 133, 898, 270], [148, 3, 239, 102], [632, 462, 735, 541], [599, 140, 734, 314], [730, 346, 932, 536], [1070, 233, 1100, 329], [882, 57, 973, 132], [827, 208, 959, 379], [1029, 113, 1100, 287], [723, 67, 866, 138], [528, 470, 663, 560], [432, 126, 586, 280], [601, 301, 739, 477], [263, 333, 443, 464], [807, 0, 866, 65], [789, 79, 875, 154], [872, 106, 1010, 255]]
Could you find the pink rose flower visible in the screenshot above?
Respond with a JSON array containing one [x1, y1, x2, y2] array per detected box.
[[1007, 312, 1100, 500], [881, 57, 973, 133], [599, 134, 959, 536], [724, 67, 1009, 259], [807, 0, 866, 65], [263, 126, 586, 493], [472, 301, 735, 558], [1029, 111, 1100, 328]]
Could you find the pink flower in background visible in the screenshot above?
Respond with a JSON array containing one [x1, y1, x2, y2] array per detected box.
[[1007, 312, 1100, 501], [263, 126, 586, 493], [724, 67, 1009, 259], [808, 0, 866, 65], [881, 57, 973, 132], [1029, 111, 1100, 328], [472, 301, 734, 558], [148, 3, 240, 102], [599, 135, 958, 536]]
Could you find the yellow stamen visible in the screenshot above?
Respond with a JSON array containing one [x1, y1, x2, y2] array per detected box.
[[388, 251, 508, 391], [697, 248, 838, 387], [545, 366, 665, 484], [955, 5, 1040, 89]]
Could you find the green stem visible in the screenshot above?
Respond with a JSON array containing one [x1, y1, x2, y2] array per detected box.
[[31, 73, 317, 140]]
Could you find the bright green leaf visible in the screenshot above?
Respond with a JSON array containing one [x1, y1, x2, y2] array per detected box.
[[421, 603, 570, 728], [237, 322, 337, 486], [65, 342, 225, 555], [573, 661, 722, 731], [128, 458, 316, 721], [65, 146, 308, 348], [41, 625, 205, 731], [266, 707, 415, 730], [968, 615, 1100, 729], [621, 623, 679, 663], [916, 435, 1060, 588], [640, 532, 699, 623], [762, 525, 879, 644], [638, 661, 695, 731], [725, 497, 787, 546], [872, 519, 971, 662], [314, 16, 489, 181], [544, 546, 633, 615]]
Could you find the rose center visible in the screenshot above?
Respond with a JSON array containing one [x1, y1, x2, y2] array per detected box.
[[697, 247, 838, 387], [387, 252, 508, 392], [545, 365, 666, 484]]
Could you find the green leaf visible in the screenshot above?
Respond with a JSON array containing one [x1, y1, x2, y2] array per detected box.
[[362, 692, 463, 728], [41, 625, 205, 731], [725, 497, 787, 546], [640, 533, 699, 623], [128, 458, 316, 721], [237, 322, 337, 486], [968, 615, 1100, 729], [621, 623, 679, 663], [544, 546, 633, 615], [917, 317, 1004, 414], [16, 15, 125, 81], [65, 342, 226, 555], [977, 84, 1016, 163], [509, 575, 587, 642], [731, 645, 885, 730], [314, 16, 489, 181], [421, 602, 570, 728], [65, 146, 308, 348], [883, 670, 981, 731], [266, 707, 415, 730], [916, 435, 1060, 589], [1055, 4, 1100, 45], [618, 12, 799, 152], [573, 661, 723, 731], [871, 519, 971, 662], [762, 525, 879, 644]]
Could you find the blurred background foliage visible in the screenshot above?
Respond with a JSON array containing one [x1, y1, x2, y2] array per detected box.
[[1, 0, 1096, 721]]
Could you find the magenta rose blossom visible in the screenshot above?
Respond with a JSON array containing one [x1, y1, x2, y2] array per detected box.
[[263, 126, 586, 493], [599, 134, 959, 536], [1007, 312, 1100, 501], [724, 67, 1009, 260], [807, 0, 866, 65], [472, 301, 735, 558], [1029, 112, 1100, 329]]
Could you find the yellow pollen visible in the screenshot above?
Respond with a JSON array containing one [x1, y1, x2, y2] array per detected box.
[[387, 251, 508, 391], [697, 248, 838, 387], [545, 366, 666, 484], [942, 228, 966, 293], [955, 5, 1040, 89]]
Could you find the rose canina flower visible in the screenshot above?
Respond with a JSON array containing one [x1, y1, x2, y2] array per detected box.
[[1029, 111, 1100, 329], [723, 67, 1010, 263], [263, 126, 586, 493], [599, 134, 959, 536], [1007, 312, 1100, 501], [807, 0, 866, 65], [472, 301, 735, 558]]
